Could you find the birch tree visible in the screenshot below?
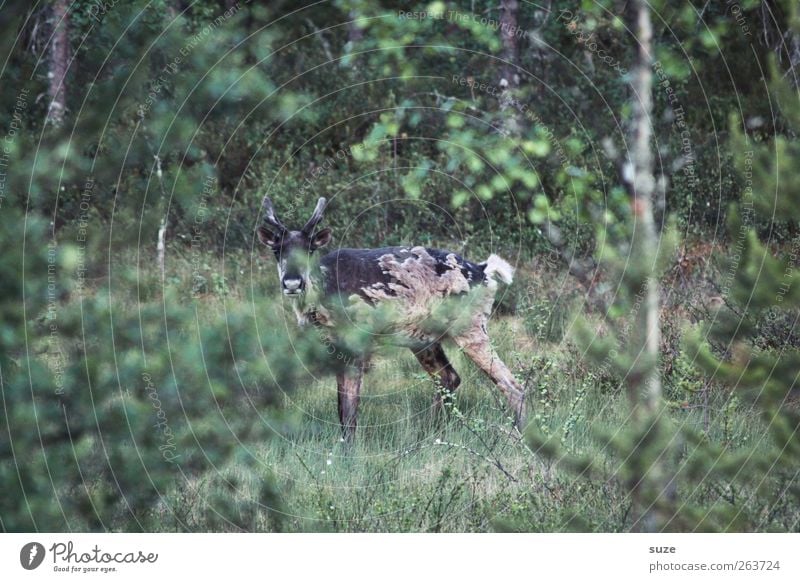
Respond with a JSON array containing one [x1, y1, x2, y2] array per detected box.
[[46, 0, 70, 126]]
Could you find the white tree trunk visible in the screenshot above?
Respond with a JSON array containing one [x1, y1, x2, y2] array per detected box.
[[625, 0, 666, 534], [47, 0, 70, 126], [498, 0, 520, 136], [627, 0, 661, 413]]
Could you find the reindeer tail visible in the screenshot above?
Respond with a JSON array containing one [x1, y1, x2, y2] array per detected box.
[[482, 254, 515, 285]]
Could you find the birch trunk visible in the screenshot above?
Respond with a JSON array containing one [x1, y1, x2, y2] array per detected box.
[[47, 0, 70, 126], [625, 0, 665, 533], [626, 0, 661, 414], [498, 0, 520, 136]]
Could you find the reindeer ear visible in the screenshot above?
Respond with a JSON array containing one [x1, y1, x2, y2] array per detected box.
[[257, 226, 280, 247], [311, 228, 332, 250]]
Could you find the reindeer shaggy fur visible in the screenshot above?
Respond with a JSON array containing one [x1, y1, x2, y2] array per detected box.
[[257, 196, 526, 442]]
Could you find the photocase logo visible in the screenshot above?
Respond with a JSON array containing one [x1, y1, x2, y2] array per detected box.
[[20, 542, 46, 570]]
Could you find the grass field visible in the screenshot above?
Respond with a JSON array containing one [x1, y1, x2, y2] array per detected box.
[[101, 247, 791, 533], [24, 239, 788, 534]]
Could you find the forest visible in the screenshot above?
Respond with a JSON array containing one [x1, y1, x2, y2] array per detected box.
[[0, 0, 798, 533]]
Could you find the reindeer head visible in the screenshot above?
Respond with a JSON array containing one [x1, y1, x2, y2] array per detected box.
[[257, 196, 332, 298]]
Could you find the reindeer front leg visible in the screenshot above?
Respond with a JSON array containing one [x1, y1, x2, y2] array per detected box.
[[453, 329, 526, 430], [336, 360, 366, 443]]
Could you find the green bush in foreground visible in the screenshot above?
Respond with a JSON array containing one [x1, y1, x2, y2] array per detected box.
[[0, 204, 330, 530]]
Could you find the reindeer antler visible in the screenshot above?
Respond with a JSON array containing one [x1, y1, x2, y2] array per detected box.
[[261, 195, 287, 233], [302, 197, 327, 234]]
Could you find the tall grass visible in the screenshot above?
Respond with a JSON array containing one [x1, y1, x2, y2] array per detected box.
[[74, 249, 791, 532]]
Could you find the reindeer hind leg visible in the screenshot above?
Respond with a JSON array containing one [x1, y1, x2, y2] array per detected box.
[[412, 342, 461, 415], [452, 327, 526, 429]]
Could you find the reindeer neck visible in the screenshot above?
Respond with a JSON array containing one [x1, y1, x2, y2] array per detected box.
[[292, 262, 329, 326]]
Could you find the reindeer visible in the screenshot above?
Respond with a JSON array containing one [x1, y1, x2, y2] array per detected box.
[[257, 195, 526, 442]]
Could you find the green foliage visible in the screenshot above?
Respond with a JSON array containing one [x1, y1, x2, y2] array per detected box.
[[0, 270, 329, 530], [682, 71, 800, 528], [2, 0, 800, 533], [526, 58, 800, 532]]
